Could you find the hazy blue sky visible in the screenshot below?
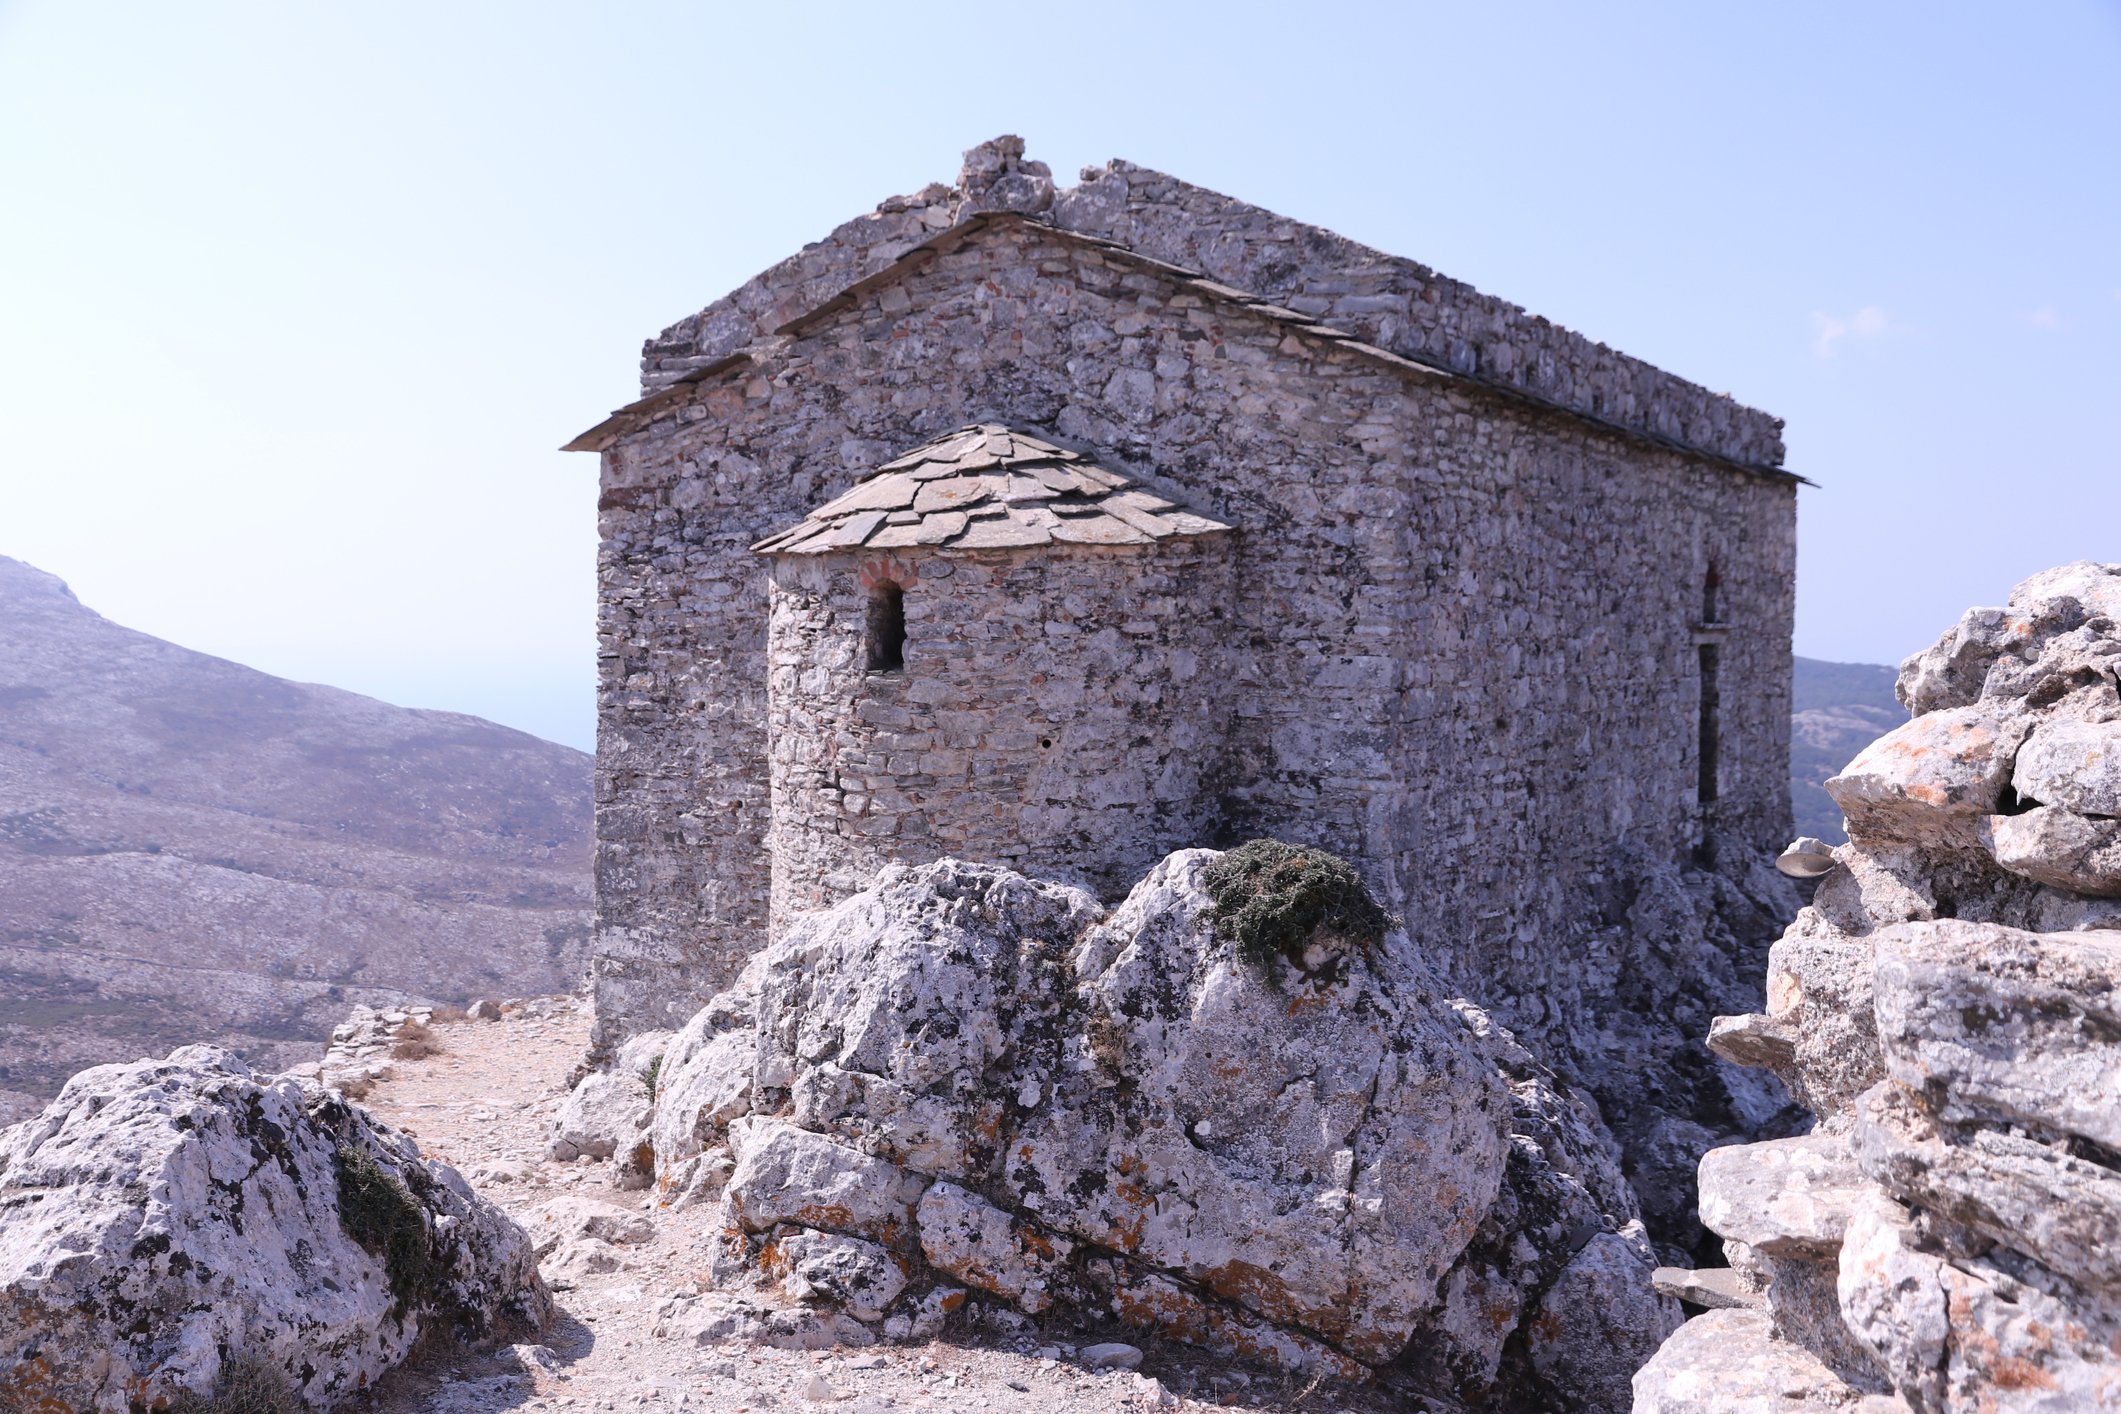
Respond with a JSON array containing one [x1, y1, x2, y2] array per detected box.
[[2, 3, 2116, 751]]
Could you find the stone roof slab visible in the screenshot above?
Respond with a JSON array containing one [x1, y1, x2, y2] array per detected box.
[[750, 424, 1231, 558]]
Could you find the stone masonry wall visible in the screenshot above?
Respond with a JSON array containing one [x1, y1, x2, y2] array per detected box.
[[591, 210, 1797, 1119], [639, 138, 1784, 472], [763, 540, 1239, 931]]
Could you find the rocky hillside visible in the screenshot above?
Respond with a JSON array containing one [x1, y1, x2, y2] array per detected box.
[[1791, 656, 1905, 843], [0, 556, 592, 1124]]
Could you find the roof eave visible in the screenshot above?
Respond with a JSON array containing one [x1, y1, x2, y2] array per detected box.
[[559, 353, 753, 453]]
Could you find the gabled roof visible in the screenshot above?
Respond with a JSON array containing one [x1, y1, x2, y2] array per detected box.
[[563, 211, 1805, 487], [749, 424, 1232, 556]]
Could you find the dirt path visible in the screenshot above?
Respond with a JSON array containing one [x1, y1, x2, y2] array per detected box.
[[344, 1001, 1418, 1414]]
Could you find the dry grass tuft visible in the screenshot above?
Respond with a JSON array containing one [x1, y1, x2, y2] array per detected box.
[[167, 1356, 304, 1414], [390, 1019, 444, 1060]]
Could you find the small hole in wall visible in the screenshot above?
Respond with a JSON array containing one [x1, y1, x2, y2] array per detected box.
[[866, 582, 906, 673], [1039, 738, 1053, 750]]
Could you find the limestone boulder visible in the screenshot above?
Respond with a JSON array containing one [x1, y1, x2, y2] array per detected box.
[[547, 1029, 667, 1178], [1008, 851, 1511, 1364], [1981, 806, 2121, 896], [916, 1181, 1071, 1314], [1698, 1134, 1868, 1260], [752, 857, 1100, 1178], [1762, 915, 1887, 1117], [519, 1195, 654, 1259], [722, 1118, 926, 1249], [1522, 1230, 1685, 1410], [1897, 607, 2017, 717], [650, 958, 765, 1206], [1632, 1308, 1906, 1413], [765, 1229, 908, 1323], [1837, 1192, 2121, 1412], [1851, 1081, 2121, 1292], [1896, 560, 2121, 715], [1871, 920, 2121, 1148], [546, 1068, 649, 1162], [0, 1046, 548, 1411], [1825, 705, 2025, 848], [2013, 719, 2121, 817], [656, 852, 1663, 1408]]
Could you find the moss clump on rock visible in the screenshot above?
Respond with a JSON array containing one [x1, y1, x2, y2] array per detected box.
[[1202, 839, 1395, 975], [167, 1356, 304, 1414], [333, 1144, 431, 1311]]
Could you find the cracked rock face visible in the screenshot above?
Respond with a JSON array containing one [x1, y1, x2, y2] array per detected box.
[[1639, 561, 2121, 1413], [0, 1046, 549, 1411], [652, 852, 1673, 1410]]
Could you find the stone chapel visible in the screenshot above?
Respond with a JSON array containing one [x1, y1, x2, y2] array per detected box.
[[567, 139, 1800, 1170]]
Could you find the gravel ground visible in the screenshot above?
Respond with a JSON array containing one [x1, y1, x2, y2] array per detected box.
[[343, 1001, 1431, 1414]]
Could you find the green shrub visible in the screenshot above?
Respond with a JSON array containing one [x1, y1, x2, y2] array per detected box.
[[1202, 839, 1396, 976], [166, 1355, 304, 1414], [333, 1144, 431, 1310], [640, 1053, 664, 1101]]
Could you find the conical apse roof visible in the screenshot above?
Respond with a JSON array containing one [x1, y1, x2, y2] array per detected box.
[[749, 424, 1233, 555]]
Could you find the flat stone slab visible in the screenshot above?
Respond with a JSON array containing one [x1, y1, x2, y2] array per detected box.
[[1633, 1309, 1910, 1413], [1652, 1265, 1764, 1310], [1698, 1133, 1868, 1257]]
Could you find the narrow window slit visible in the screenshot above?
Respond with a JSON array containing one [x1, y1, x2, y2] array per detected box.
[[1697, 642, 1721, 804], [866, 581, 906, 672]]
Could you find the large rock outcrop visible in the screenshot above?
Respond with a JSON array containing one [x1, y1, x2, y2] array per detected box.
[[1637, 561, 2121, 1412], [647, 851, 1675, 1411], [0, 1046, 550, 1410]]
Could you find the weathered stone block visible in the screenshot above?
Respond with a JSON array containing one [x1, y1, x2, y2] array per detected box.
[[1871, 920, 2121, 1149]]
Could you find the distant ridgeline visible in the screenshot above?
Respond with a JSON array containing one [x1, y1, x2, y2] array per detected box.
[[1790, 657, 1905, 843], [0, 556, 594, 1124]]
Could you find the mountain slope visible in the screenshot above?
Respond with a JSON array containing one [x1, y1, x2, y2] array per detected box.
[[0, 556, 592, 1122], [1790, 656, 1905, 843]]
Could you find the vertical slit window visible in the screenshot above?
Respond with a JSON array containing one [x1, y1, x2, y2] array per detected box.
[[866, 582, 906, 672], [1697, 642, 1721, 804]]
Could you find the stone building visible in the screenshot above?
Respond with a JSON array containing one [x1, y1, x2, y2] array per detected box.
[[569, 139, 1801, 1233]]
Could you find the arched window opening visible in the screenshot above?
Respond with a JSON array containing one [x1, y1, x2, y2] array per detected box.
[[1702, 562, 1723, 625], [866, 581, 906, 672]]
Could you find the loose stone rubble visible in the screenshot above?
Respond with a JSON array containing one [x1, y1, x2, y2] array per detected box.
[[298, 1001, 439, 1097], [648, 850, 1676, 1410], [1637, 561, 2121, 1412], [0, 1045, 549, 1410]]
